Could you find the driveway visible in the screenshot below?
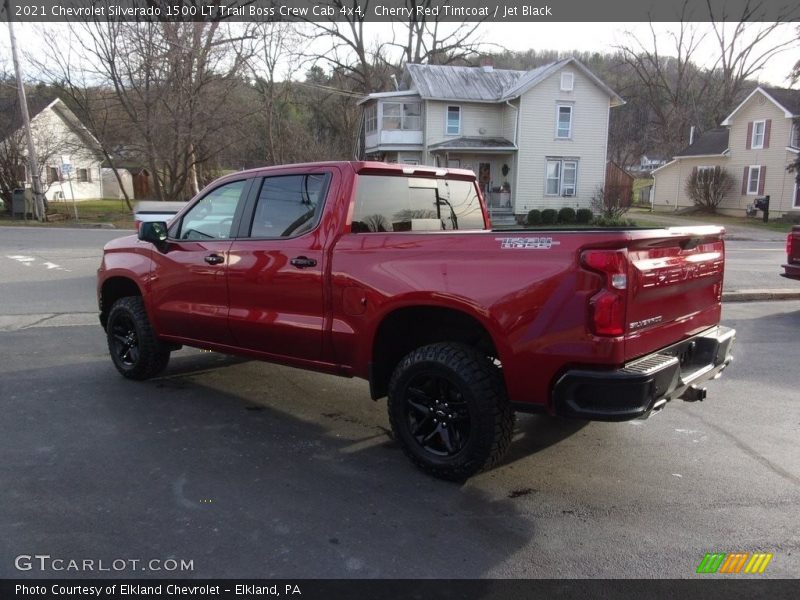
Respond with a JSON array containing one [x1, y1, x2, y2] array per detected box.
[[630, 208, 788, 242]]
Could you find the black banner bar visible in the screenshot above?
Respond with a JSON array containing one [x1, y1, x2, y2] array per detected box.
[[1, 0, 799, 23], [3, 579, 800, 600]]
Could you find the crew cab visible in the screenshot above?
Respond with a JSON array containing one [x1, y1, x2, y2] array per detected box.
[[782, 226, 800, 280], [97, 161, 735, 480]]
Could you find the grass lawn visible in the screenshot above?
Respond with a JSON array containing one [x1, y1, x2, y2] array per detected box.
[[632, 177, 654, 203], [0, 198, 135, 229], [628, 207, 794, 233]]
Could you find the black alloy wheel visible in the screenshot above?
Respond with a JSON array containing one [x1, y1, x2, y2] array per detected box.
[[106, 296, 170, 380], [388, 343, 515, 480], [110, 313, 140, 367], [404, 372, 471, 457]]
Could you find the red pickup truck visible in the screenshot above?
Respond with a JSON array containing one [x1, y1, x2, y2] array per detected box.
[[782, 226, 800, 280], [97, 161, 735, 480]]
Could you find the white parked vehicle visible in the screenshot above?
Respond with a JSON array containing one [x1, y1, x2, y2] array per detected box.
[[133, 201, 187, 231]]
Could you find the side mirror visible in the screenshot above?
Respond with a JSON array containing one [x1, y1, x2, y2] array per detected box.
[[138, 221, 168, 246]]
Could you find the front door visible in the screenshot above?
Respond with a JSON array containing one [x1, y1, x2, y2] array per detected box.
[[478, 162, 491, 192], [226, 170, 335, 362], [149, 178, 250, 346]]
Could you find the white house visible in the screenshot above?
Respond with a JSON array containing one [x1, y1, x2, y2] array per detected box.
[[638, 154, 667, 172], [653, 86, 800, 217], [359, 58, 624, 222], [5, 98, 105, 201]]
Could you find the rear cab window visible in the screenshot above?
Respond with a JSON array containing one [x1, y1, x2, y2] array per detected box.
[[351, 175, 485, 232], [248, 173, 331, 238]]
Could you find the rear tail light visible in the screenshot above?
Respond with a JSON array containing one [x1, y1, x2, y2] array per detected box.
[[582, 249, 628, 336], [788, 233, 794, 261]]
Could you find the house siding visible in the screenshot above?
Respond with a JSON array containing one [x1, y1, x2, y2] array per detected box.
[[365, 61, 618, 217], [365, 96, 424, 155], [515, 67, 610, 213], [653, 90, 799, 216], [29, 105, 102, 201], [502, 101, 518, 144], [425, 101, 504, 147], [652, 157, 728, 210], [724, 94, 798, 214]]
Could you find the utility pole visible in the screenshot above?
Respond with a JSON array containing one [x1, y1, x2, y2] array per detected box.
[[7, 6, 46, 221]]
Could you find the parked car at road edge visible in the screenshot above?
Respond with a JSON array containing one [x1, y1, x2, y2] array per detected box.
[[782, 226, 800, 280]]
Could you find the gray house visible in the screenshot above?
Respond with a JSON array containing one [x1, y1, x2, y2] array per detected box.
[[359, 58, 624, 221]]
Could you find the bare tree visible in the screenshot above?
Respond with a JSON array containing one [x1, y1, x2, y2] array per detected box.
[[705, 1, 797, 123], [792, 25, 800, 85], [616, 9, 712, 158], [302, 1, 496, 94], [248, 22, 304, 165], [389, 1, 494, 66], [56, 21, 255, 202], [616, 2, 796, 159], [591, 186, 631, 220], [787, 31, 800, 180], [685, 166, 734, 211], [299, 1, 390, 94]]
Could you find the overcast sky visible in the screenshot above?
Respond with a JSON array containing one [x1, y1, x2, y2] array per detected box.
[[2, 21, 798, 87]]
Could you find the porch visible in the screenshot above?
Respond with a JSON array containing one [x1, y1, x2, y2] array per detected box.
[[427, 137, 517, 224]]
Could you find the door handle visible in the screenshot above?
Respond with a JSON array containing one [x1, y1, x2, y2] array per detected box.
[[290, 256, 317, 269], [204, 254, 225, 265]]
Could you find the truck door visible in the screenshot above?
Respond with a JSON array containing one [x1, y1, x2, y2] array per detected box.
[[226, 169, 335, 362], [149, 178, 251, 345]]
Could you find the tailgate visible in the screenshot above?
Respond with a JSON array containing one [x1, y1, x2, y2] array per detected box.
[[624, 226, 725, 361]]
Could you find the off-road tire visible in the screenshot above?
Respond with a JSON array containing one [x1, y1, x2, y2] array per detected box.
[[106, 296, 170, 380], [387, 343, 515, 481]]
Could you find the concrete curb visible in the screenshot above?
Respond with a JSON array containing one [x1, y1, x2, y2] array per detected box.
[[722, 289, 800, 302], [0, 221, 122, 229], [54, 222, 118, 229]]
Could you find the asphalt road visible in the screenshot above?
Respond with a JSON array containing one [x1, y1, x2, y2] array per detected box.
[[724, 241, 792, 293], [0, 227, 798, 579]]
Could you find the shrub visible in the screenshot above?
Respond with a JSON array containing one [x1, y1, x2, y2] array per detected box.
[[684, 166, 734, 212], [541, 209, 557, 225], [558, 207, 576, 224], [591, 186, 631, 219], [526, 209, 542, 225], [591, 215, 637, 227], [576, 208, 593, 224]]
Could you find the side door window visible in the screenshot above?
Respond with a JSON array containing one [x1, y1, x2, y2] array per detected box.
[[248, 173, 331, 238], [176, 180, 248, 240]]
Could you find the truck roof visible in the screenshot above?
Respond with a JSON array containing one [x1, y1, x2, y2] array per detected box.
[[214, 161, 477, 185]]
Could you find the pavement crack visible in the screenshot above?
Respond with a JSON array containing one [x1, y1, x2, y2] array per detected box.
[[19, 314, 58, 329], [685, 413, 800, 488]]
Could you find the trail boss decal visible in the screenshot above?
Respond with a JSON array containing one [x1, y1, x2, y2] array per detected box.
[[496, 237, 560, 249]]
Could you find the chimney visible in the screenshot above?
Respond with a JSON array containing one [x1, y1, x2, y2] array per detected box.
[[689, 125, 696, 146], [480, 57, 494, 72]]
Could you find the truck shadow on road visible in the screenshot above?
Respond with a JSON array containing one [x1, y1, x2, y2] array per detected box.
[[501, 414, 589, 466], [1, 346, 536, 579]]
